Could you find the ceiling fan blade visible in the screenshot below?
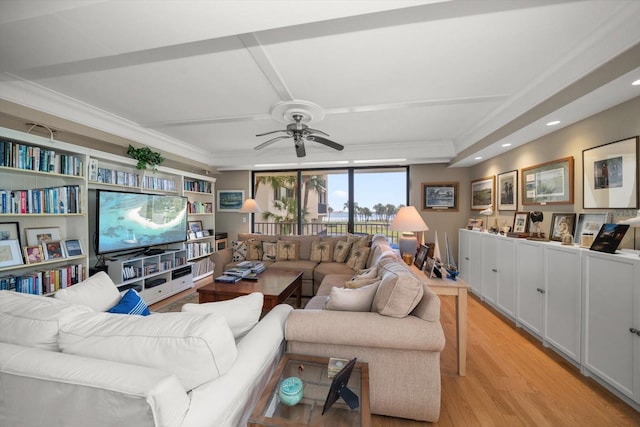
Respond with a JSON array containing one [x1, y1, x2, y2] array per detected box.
[[254, 135, 291, 150], [307, 135, 344, 151], [256, 129, 288, 137], [295, 140, 306, 157], [305, 128, 330, 137]]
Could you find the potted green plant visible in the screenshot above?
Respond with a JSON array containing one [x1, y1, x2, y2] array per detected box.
[[126, 145, 164, 171]]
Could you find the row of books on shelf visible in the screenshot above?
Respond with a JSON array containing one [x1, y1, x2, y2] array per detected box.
[[122, 265, 141, 281], [188, 201, 213, 214], [1, 140, 84, 177], [93, 167, 140, 187], [0, 262, 86, 295], [184, 180, 212, 193], [191, 257, 213, 277], [0, 185, 81, 214], [186, 241, 212, 259], [143, 176, 177, 192]]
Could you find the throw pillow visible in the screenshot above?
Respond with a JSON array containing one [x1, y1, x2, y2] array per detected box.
[[262, 241, 277, 262], [372, 260, 424, 318], [333, 240, 352, 263], [182, 292, 263, 339], [231, 240, 248, 262], [276, 240, 299, 261], [356, 266, 378, 279], [58, 310, 237, 391], [310, 240, 334, 262], [54, 271, 121, 312], [107, 289, 150, 316], [346, 246, 371, 270], [344, 277, 379, 289], [324, 282, 380, 312], [246, 240, 263, 261]]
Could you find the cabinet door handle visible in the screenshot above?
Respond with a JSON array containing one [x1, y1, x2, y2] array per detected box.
[[631, 328, 640, 336], [492, 268, 498, 272], [465, 257, 470, 260], [536, 288, 545, 294]]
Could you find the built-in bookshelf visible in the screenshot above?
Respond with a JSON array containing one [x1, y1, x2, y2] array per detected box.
[[0, 126, 216, 302]]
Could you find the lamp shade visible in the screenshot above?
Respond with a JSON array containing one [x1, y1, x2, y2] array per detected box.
[[239, 198, 262, 213], [389, 206, 429, 232]]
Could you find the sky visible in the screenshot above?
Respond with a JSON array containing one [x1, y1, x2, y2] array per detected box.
[[327, 171, 407, 212]]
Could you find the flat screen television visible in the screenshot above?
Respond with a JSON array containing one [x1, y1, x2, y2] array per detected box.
[[96, 189, 188, 255]]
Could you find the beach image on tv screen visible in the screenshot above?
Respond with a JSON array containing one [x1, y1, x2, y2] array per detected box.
[[98, 192, 187, 253]]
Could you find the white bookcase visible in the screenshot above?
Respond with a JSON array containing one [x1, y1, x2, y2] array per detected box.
[[0, 126, 215, 302]]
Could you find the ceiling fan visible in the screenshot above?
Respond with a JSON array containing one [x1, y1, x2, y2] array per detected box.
[[255, 113, 344, 158]]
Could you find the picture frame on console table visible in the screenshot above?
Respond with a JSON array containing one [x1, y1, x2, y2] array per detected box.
[[497, 170, 518, 211], [512, 211, 530, 234], [521, 157, 574, 205], [421, 182, 458, 211], [414, 244, 429, 270], [589, 223, 630, 254], [575, 212, 608, 245], [582, 136, 638, 209], [471, 176, 494, 210], [549, 213, 576, 242]]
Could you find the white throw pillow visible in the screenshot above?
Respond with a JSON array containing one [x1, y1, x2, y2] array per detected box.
[[324, 282, 380, 312], [181, 292, 264, 339], [58, 311, 237, 391], [54, 272, 121, 312], [0, 291, 92, 351]]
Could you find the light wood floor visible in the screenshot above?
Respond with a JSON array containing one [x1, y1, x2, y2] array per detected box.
[[151, 282, 640, 427]]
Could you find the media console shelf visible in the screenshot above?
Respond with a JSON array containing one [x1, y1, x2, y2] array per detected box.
[[106, 250, 193, 305]]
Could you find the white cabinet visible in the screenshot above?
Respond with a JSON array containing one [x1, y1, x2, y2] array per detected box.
[[543, 244, 581, 362], [458, 230, 483, 296], [583, 250, 640, 405], [480, 234, 498, 304], [495, 236, 517, 318], [516, 239, 545, 336], [458, 229, 470, 283]]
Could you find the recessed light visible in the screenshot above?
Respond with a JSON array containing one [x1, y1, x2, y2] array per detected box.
[[546, 120, 561, 126], [474, 156, 482, 160], [501, 143, 512, 147], [633, 79, 640, 86]]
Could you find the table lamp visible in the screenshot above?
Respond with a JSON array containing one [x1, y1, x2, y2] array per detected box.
[[389, 206, 429, 260], [618, 209, 640, 255], [239, 199, 262, 227]]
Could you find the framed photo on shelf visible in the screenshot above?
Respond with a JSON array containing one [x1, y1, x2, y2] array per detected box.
[[43, 241, 65, 260], [549, 213, 576, 242], [471, 176, 494, 210], [0, 222, 21, 246], [497, 170, 518, 211], [25, 227, 62, 246], [589, 223, 630, 254], [62, 239, 84, 257], [466, 218, 483, 230], [217, 190, 244, 212], [188, 220, 203, 233], [421, 182, 458, 211], [414, 244, 429, 270], [0, 239, 24, 268], [24, 245, 44, 264], [582, 137, 638, 209], [521, 157, 574, 205], [512, 211, 530, 233], [575, 212, 608, 241]]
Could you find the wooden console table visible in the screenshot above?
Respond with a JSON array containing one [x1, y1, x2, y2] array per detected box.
[[411, 264, 469, 376]]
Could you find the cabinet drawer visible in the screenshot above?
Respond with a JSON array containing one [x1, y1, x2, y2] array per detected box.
[[142, 281, 172, 305]]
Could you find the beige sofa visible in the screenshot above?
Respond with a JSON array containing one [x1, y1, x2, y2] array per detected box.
[[285, 235, 445, 422], [211, 233, 372, 296]]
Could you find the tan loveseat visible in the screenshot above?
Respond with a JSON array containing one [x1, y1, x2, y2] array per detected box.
[[211, 233, 373, 297], [285, 235, 445, 422]]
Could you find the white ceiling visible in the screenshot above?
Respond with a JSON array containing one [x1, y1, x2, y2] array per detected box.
[[1, 0, 639, 171]]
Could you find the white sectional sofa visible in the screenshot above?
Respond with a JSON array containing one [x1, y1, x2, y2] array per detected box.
[[0, 273, 292, 427]]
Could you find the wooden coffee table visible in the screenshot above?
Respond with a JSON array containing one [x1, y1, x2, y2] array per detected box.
[[198, 269, 303, 313]]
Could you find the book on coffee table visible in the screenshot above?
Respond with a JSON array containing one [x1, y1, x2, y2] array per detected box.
[[214, 274, 241, 283]]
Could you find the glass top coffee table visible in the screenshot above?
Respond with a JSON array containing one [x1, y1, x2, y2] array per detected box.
[[249, 353, 371, 426]]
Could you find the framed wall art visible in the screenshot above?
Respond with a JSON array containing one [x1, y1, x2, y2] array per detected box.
[[188, 220, 203, 233], [521, 157, 574, 205], [471, 176, 494, 210], [421, 182, 458, 211], [575, 212, 608, 241], [0, 239, 24, 268], [549, 213, 576, 242], [217, 190, 244, 212], [582, 136, 638, 209], [0, 222, 21, 246], [25, 227, 62, 246], [512, 211, 529, 233], [497, 170, 518, 211]]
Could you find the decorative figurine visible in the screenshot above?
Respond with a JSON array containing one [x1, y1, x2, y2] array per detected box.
[[528, 211, 546, 240]]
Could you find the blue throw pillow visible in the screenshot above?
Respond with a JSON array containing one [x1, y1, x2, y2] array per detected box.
[[108, 289, 150, 316]]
